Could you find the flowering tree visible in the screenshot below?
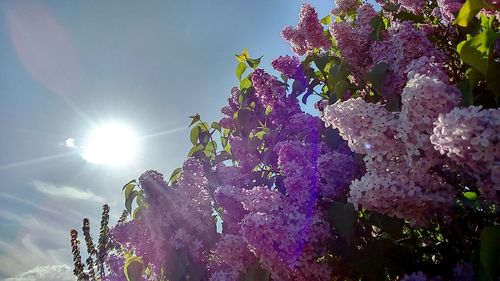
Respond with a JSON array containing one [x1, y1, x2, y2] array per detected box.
[[70, 0, 500, 280]]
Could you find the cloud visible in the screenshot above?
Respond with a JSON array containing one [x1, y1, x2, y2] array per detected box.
[[32, 180, 105, 203], [64, 138, 76, 148], [4, 264, 74, 281]]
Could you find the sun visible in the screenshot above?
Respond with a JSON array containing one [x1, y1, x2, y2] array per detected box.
[[81, 122, 138, 165]]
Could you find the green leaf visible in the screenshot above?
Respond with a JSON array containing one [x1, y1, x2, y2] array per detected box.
[[454, 0, 490, 27], [479, 226, 500, 280], [169, 167, 182, 184], [246, 56, 262, 69], [327, 202, 356, 243], [122, 179, 136, 191], [240, 77, 252, 90], [211, 122, 221, 132], [486, 61, 500, 96], [320, 14, 331, 25], [242, 48, 250, 59], [132, 207, 142, 220], [124, 256, 144, 281], [458, 79, 475, 106], [313, 54, 330, 72], [205, 141, 217, 152], [240, 262, 270, 281], [124, 183, 136, 200], [188, 113, 200, 127], [190, 126, 199, 145], [369, 15, 385, 41], [366, 62, 388, 95], [188, 144, 203, 157], [335, 80, 350, 100], [125, 190, 139, 215], [464, 191, 478, 200], [236, 62, 247, 81], [458, 18, 497, 75]]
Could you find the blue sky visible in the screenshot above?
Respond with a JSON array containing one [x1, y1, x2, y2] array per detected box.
[[0, 1, 332, 279]]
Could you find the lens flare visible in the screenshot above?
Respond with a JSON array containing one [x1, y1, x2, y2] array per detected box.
[[81, 123, 138, 165]]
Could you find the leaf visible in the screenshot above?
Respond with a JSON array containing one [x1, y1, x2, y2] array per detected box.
[[464, 191, 478, 200], [236, 62, 247, 81], [486, 61, 500, 96], [169, 167, 182, 184], [188, 144, 203, 157], [211, 122, 221, 132], [246, 56, 262, 69], [327, 202, 356, 243], [313, 54, 330, 72], [369, 15, 385, 41], [240, 77, 252, 90], [124, 256, 144, 281], [242, 48, 250, 59], [479, 226, 500, 280], [334, 80, 350, 100], [124, 183, 136, 200], [366, 62, 387, 95], [205, 141, 217, 152], [190, 126, 199, 145], [454, 0, 490, 27], [122, 179, 136, 191], [188, 113, 200, 127], [320, 14, 332, 25], [458, 18, 497, 75], [132, 207, 142, 220], [394, 11, 425, 23], [240, 262, 270, 281], [458, 79, 475, 106], [125, 190, 139, 215]]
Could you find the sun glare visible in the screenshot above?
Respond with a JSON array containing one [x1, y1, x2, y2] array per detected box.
[[81, 123, 138, 165]]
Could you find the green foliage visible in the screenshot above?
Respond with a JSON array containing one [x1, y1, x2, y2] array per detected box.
[[457, 16, 498, 76], [327, 202, 356, 243], [366, 62, 388, 96], [236, 62, 247, 81], [124, 256, 145, 281], [475, 226, 500, 281], [454, 0, 493, 27]]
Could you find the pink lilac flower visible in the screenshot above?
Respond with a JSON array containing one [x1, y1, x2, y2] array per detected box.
[[322, 98, 399, 155], [282, 4, 331, 56], [332, 0, 360, 15], [317, 150, 357, 198], [437, 0, 464, 22], [405, 56, 449, 82], [398, 73, 461, 166], [271, 55, 306, 82], [430, 106, 500, 202], [349, 159, 454, 226], [398, 0, 426, 14], [212, 234, 256, 273], [370, 21, 446, 97], [110, 158, 217, 278], [329, 4, 377, 75], [208, 269, 239, 281]]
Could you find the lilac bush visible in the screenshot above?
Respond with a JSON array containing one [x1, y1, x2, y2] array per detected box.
[[70, 1, 500, 280]]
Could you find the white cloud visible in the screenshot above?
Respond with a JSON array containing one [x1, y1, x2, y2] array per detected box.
[[64, 138, 76, 148], [4, 264, 74, 281], [32, 180, 105, 203]]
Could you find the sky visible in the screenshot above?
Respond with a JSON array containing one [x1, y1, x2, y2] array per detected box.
[[0, 1, 332, 280]]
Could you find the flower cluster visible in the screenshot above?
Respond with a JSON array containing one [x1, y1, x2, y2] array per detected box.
[[323, 72, 462, 224], [282, 4, 331, 56], [431, 106, 500, 202]]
